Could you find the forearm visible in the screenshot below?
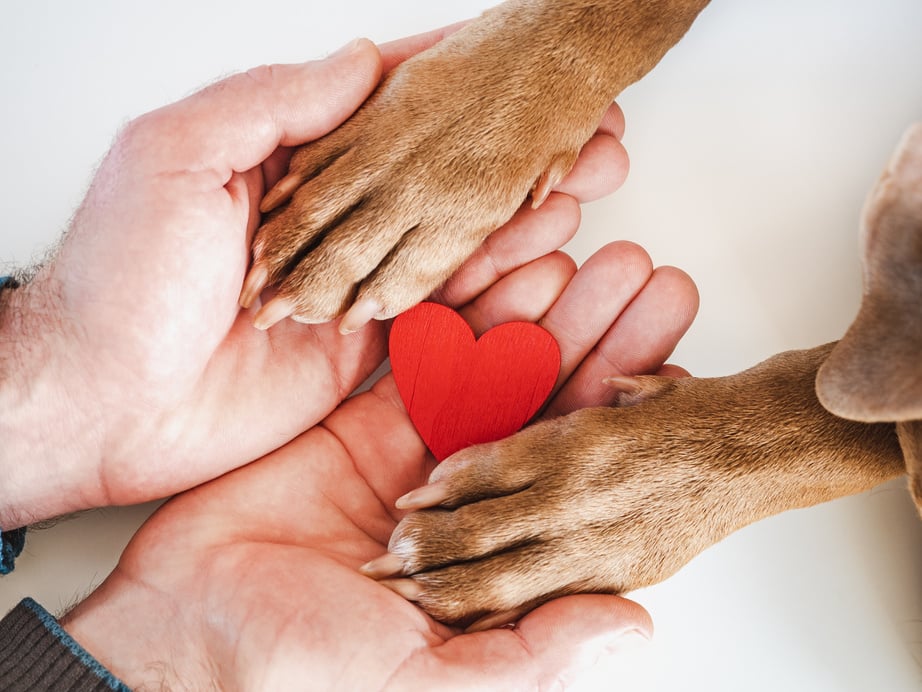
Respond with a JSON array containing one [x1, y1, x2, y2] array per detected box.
[[0, 274, 103, 529]]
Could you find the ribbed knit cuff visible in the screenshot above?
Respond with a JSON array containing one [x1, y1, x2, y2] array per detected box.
[[0, 526, 26, 575], [0, 598, 130, 691]]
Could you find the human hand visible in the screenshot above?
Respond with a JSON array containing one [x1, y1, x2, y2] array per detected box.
[[60, 241, 697, 689], [0, 28, 628, 529]]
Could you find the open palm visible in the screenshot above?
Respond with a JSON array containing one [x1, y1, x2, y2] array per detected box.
[[2, 28, 630, 529], [62, 242, 697, 689]]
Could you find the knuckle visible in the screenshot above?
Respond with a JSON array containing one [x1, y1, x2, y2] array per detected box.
[[113, 110, 163, 157], [243, 63, 279, 89]]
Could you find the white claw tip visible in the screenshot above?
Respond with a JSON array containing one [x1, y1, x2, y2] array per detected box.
[[339, 297, 383, 335], [359, 553, 405, 579], [253, 297, 295, 330]]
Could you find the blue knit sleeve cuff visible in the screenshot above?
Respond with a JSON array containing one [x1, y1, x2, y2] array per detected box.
[[0, 598, 131, 691], [0, 526, 26, 575]]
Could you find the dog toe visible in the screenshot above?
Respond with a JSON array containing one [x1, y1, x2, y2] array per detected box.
[[392, 535, 612, 629], [243, 27, 605, 330], [395, 439, 544, 512]]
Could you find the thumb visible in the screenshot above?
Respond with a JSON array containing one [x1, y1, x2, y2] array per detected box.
[[121, 38, 383, 179], [513, 594, 653, 688], [402, 595, 652, 691]]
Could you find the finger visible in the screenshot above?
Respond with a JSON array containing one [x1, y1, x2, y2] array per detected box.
[[236, 166, 268, 245], [552, 103, 629, 203], [538, 241, 655, 392], [597, 101, 626, 140], [433, 193, 581, 308], [548, 264, 699, 416], [400, 595, 651, 689], [260, 146, 296, 190], [348, 252, 576, 506], [120, 38, 383, 180], [658, 363, 691, 378], [377, 122, 625, 323], [378, 20, 470, 73], [458, 252, 577, 335], [555, 132, 629, 203]]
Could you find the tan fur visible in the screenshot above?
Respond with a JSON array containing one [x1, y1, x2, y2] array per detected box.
[[251, 0, 710, 321], [249, 0, 922, 627], [379, 122, 922, 629], [389, 345, 905, 627]]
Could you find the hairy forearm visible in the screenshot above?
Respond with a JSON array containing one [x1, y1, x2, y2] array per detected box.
[[0, 275, 102, 528]]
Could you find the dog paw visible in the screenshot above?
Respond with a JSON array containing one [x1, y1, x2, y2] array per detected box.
[[361, 345, 894, 629], [240, 16, 615, 331], [361, 406, 683, 629], [361, 379, 744, 630]]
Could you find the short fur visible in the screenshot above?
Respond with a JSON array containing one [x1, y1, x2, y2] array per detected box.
[[249, 0, 922, 628]]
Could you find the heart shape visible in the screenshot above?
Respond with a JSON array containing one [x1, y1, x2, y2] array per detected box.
[[389, 302, 561, 461]]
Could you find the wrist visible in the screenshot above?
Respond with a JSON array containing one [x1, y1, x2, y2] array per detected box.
[[0, 598, 131, 691], [0, 270, 104, 528], [60, 574, 205, 689]]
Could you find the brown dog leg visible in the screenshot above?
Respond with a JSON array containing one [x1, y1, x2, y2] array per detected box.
[[816, 124, 922, 515], [363, 343, 904, 628], [241, 0, 712, 329]]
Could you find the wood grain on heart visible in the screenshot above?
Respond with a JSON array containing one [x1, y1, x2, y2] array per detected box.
[[389, 302, 561, 461]]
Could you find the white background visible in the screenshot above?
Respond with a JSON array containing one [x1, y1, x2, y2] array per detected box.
[[2, 1, 921, 690]]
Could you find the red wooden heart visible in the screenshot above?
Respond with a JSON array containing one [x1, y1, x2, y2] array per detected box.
[[389, 302, 561, 461]]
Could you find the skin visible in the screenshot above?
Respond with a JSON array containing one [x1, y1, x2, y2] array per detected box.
[[0, 18, 699, 688], [0, 26, 627, 530], [243, 0, 711, 331], [61, 242, 697, 689]]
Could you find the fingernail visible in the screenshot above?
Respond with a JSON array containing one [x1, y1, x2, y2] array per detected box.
[[584, 628, 651, 671], [620, 627, 652, 644], [328, 37, 367, 59]]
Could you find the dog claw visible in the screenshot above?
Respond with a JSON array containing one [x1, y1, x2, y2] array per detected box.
[[239, 264, 269, 309], [339, 297, 382, 335], [253, 296, 295, 330], [465, 606, 528, 633], [530, 169, 559, 210], [395, 481, 449, 510], [379, 578, 423, 602], [531, 154, 575, 210], [359, 553, 405, 579], [260, 172, 305, 213]]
